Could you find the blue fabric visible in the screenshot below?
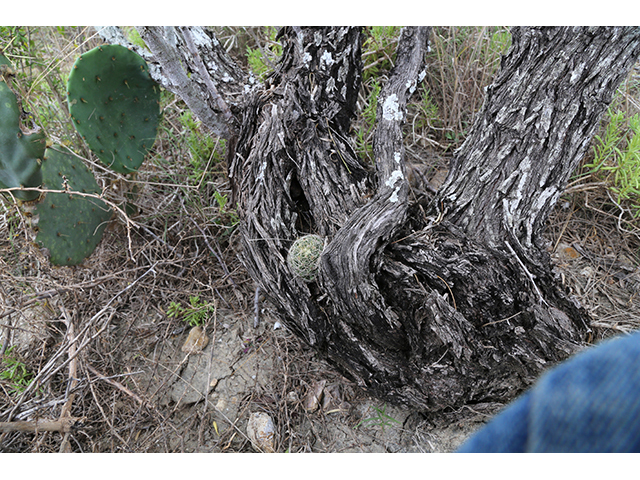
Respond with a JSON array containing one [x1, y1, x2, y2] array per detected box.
[[457, 331, 640, 452]]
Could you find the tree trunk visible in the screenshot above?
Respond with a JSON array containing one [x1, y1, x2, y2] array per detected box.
[[126, 26, 640, 411]]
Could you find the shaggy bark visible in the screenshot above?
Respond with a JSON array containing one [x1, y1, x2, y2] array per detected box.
[[441, 27, 640, 250], [107, 26, 640, 411]]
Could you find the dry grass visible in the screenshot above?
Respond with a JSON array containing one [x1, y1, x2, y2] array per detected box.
[[547, 170, 640, 340], [0, 27, 251, 451], [0, 151, 249, 451], [405, 26, 511, 152]]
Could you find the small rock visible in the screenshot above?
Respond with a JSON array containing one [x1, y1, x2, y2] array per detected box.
[[215, 397, 227, 412], [170, 332, 230, 405], [303, 379, 326, 412], [247, 412, 276, 453], [181, 326, 209, 353]]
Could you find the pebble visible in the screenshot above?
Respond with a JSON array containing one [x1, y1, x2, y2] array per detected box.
[[247, 412, 276, 453], [181, 326, 209, 353]]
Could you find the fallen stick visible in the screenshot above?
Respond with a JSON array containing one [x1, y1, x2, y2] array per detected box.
[[59, 305, 78, 453], [0, 416, 83, 433], [86, 364, 150, 408]]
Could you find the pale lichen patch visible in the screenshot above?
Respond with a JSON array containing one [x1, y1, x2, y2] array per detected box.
[[256, 161, 267, 183], [386, 169, 404, 202], [389, 186, 401, 203], [385, 169, 404, 188], [382, 94, 403, 122], [303, 51, 312, 68], [190, 28, 212, 48], [320, 51, 334, 67]]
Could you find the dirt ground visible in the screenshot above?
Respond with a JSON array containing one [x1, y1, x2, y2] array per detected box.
[[0, 192, 488, 452]]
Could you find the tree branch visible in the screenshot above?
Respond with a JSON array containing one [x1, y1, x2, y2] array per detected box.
[[439, 26, 640, 251], [94, 26, 255, 139], [319, 27, 431, 347], [0, 417, 84, 433], [179, 27, 234, 124]]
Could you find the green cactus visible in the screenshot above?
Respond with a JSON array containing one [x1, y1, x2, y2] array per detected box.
[[0, 51, 11, 67], [0, 54, 45, 201], [67, 44, 160, 174], [35, 146, 112, 266]]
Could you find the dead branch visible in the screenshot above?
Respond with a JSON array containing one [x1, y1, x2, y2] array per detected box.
[[0, 416, 84, 433], [86, 364, 151, 409], [59, 304, 78, 452]]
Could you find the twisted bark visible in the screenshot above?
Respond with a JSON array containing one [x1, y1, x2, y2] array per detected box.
[[124, 26, 640, 411]]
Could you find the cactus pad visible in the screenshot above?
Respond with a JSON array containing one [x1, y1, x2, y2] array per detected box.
[[35, 146, 112, 266], [287, 234, 325, 282], [0, 52, 11, 68], [0, 56, 45, 201], [67, 44, 160, 174]]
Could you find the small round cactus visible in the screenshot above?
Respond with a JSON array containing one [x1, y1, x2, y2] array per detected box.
[[287, 234, 325, 282]]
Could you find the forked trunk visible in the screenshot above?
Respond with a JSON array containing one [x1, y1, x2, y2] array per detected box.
[[135, 26, 640, 411]]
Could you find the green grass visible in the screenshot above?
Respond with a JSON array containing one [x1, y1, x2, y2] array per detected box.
[[213, 190, 239, 227], [178, 109, 226, 186], [355, 403, 401, 432], [246, 26, 282, 80], [362, 26, 402, 82], [355, 80, 381, 163], [1, 346, 35, 395], [167, 295, 215, 327], [585, 108, 640, 216]]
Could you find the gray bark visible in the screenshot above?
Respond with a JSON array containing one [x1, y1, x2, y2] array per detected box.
[[440, 27, 640, 251], [121, 26, 640, 411]]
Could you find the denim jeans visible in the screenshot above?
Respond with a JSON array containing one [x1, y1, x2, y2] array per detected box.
[[456, 330, 640, 452]]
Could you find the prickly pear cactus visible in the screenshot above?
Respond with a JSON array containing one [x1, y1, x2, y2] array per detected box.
[[0, 52, 11, 67], [0, 54, 45, 201], [35, 146, 112, 266], [67, 44, 160, 174]]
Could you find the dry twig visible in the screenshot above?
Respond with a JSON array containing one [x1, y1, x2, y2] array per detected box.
[[0, 417, 84, 434]]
